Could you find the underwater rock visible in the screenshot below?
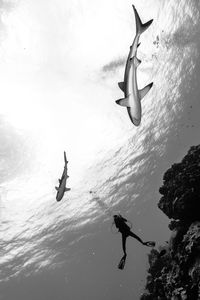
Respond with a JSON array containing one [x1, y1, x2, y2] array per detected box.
[[141, 222, 200, 299], [158, 145, 200, 222], [141, 146, 200, 300]]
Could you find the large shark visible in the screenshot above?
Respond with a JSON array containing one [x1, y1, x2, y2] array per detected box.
[[55, 151, 70, 202], [116, 5, 153, 126]]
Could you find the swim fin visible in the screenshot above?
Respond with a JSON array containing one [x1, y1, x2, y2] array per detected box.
[[144, 241, 156, 247], [118, 255, 127, 270]]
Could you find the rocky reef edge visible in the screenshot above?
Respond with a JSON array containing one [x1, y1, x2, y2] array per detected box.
[[141, 145, 200, 300]]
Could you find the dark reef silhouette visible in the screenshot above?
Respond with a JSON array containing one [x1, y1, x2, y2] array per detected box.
[[141, 145, 200, 300]]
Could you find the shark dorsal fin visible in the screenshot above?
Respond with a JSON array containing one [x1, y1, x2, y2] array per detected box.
[[132, 56, 141, 67], [118, 82, 125, 92], [116, 97, 130, 107], [139, 82, 153, 100]]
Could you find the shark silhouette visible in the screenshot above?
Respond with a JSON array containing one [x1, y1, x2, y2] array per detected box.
[[116, 5, 153, 126], [55, 151, 70, 202]]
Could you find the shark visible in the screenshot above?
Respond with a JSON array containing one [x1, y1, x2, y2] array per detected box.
[[116, 5, 153, 126], [55, 151, 70, 202]]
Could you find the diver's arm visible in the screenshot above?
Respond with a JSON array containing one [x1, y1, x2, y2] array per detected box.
[[118, 214, 128, 222], [122, 217, 128, 222]]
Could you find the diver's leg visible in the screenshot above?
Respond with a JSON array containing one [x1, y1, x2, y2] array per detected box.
[[128, 231, 144, 245], [118, 254, 127, 270], [117, 234, 127, 270], [122, 234, 127, 256]]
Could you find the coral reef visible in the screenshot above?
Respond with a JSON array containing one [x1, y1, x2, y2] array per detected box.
[[141, 146, 200, 300], [158, 145, 200, 222]]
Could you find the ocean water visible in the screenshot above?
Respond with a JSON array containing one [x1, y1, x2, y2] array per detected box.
[[1, 0, 200, 299]]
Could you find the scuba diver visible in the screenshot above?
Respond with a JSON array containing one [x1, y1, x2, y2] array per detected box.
[[113, 214, 155, 270]]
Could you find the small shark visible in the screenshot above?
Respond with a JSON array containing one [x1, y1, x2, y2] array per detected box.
[[116, 5, 153, 126], [55, 151, 70, 202]]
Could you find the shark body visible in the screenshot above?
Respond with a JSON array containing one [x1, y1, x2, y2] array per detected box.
[[55, 151, 70, 202], [116, 5, 153, 126]]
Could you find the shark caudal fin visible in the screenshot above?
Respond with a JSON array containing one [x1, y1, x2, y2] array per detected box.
[[64, 151, 68, 164], [132, 5, 153, 36], [139, 82, 153, 100]]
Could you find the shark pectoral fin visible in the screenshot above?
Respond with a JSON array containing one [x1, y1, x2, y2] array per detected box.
[[59, 179, 61, 184], [137, 42, 141, 48], [116, 97, 130, 107], [65, 188, 71, 192], [118, 82, 125, 92], [139, 82, 153, 100], [55, 187, 59, 191]]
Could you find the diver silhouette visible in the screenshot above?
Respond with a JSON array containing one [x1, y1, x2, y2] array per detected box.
[[113, 214, 155, 270]]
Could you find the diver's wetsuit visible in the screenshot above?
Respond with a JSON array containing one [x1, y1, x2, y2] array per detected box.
[[114, 214, 145, 256], [113, 214, 155, 270]]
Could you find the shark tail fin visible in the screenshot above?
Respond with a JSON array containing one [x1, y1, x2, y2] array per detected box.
[[132, 5, 153, 36], [139, 82, 153, 100], [64, 151, 68, 164]]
